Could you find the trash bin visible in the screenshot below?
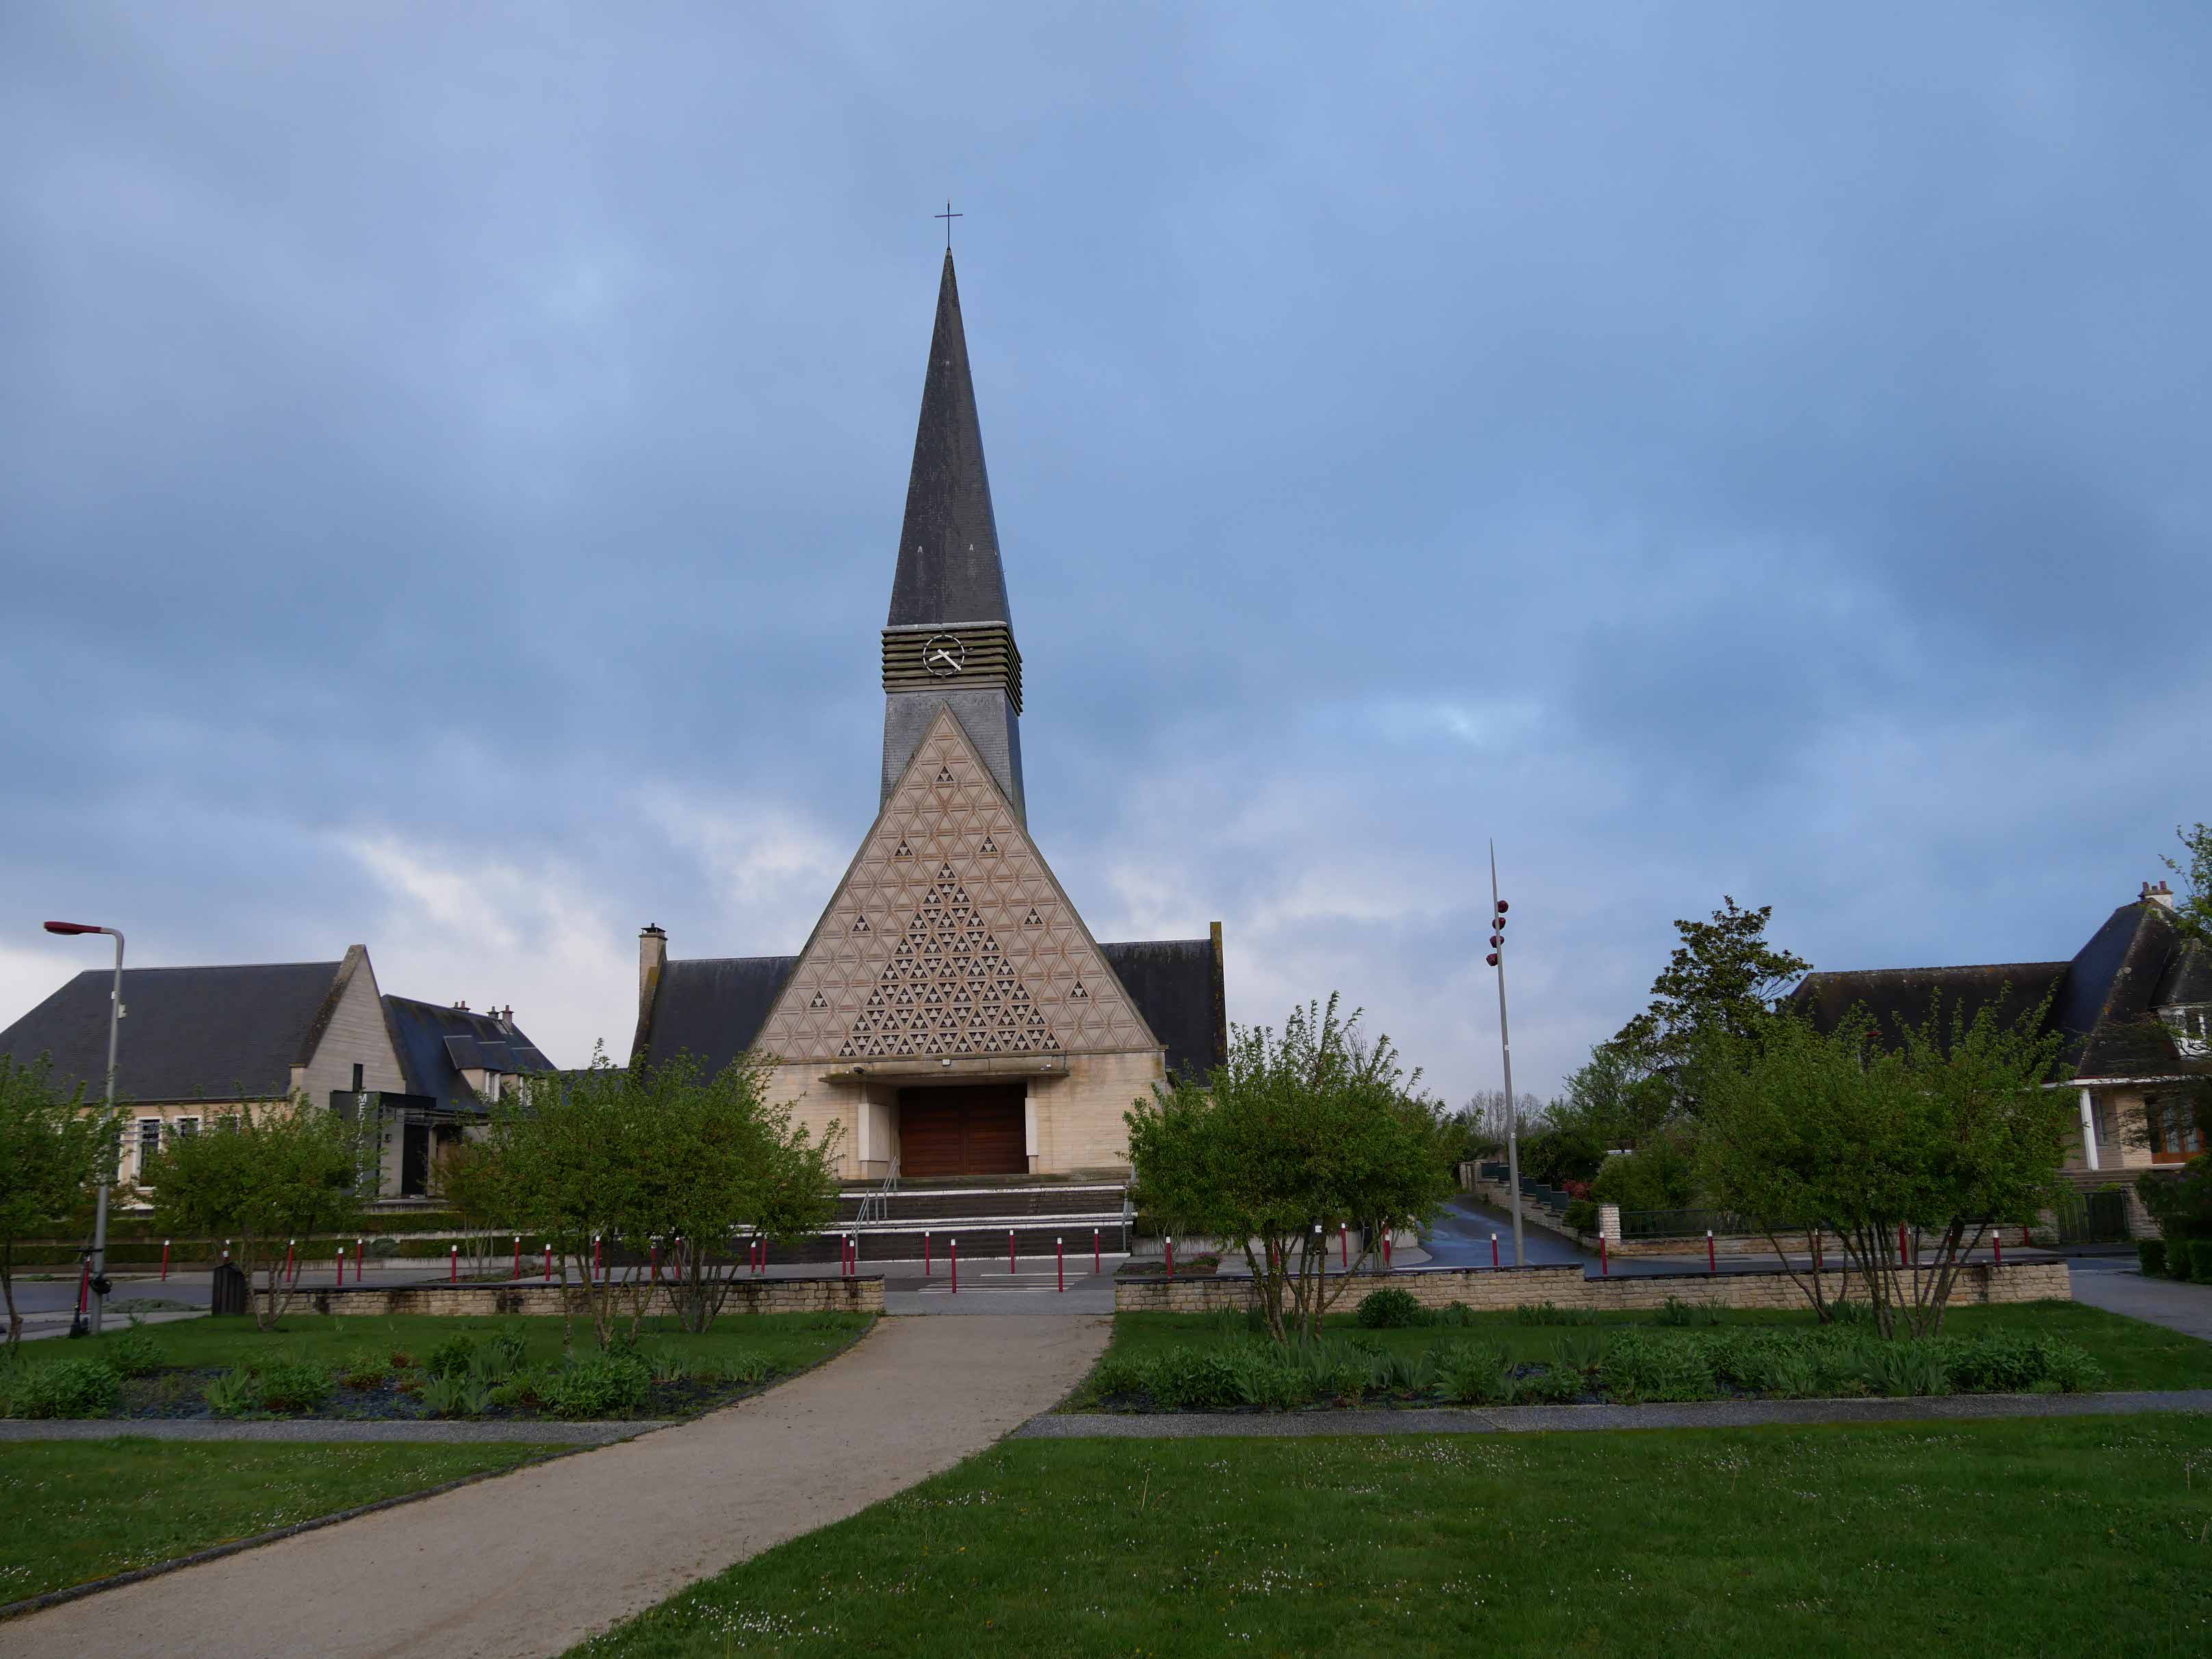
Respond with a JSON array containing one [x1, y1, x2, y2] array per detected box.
[[211, 1261, 250, 1317]]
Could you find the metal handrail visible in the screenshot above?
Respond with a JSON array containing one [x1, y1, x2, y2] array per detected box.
[[853, 1156, 901, 1229]]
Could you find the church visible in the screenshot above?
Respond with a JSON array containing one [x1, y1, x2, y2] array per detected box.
[[628, 250, 1226, 1185]]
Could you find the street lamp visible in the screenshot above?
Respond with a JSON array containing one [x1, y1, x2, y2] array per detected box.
[[1484, 846, 1523, 1270], [45, 921, 123, 1337]]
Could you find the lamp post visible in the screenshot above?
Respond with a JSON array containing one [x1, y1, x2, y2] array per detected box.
[[45, 921, 123, 1337], [1484, 847, 1523, 1270]]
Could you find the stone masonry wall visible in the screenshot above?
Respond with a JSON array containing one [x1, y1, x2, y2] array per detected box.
[[1114, 1260, 2070, 1315], [285, 1274, 884, 1318]]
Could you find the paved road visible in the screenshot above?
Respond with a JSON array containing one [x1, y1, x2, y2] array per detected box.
[[2067, 1255, 2212, 1343], [0, 1313, 1109, 1659]]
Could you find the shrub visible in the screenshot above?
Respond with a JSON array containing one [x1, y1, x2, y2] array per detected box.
[[1521, 1363, 1587, 1404], [2191, 1240, 2212, 1283], [255, 1359, 333, 1413], [1562, 1199, 1598, 1234], [716, 1349, 772, 1387], [202, 1367, 259, 1416], [1862, 1341, 1949, 1398], [1370, 1346, 1441, 1397], [1596, 1331, 1714, 1403], [419, 1373, 468, 1417], [16, 1358, 122, 1419], [643, 1346, 691, 1386], [543, 1353, 652, 1419], [337, 1350, 390, 1390], [426, 1335, 478, 1377], [1513, 1302, 1604, 1326], [2135, 1240, 2167, 1276], [1653, 1296, 1723, 1328], [467, 1344, 519, 1385], [100, 1322, 166, 1378], [1356, 1288, 1426, 1329], [388, 1348, 417, 1370], [1439, 1341, 1515, 1405]]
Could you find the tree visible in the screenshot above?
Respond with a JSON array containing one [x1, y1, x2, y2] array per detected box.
[[2163, 821, 2212, 949], [1523, 1044, 1675, 1185], [1695, 997, 2072, 1338], [144, 1096, 374, 1330], [1612, 897, 1812, 1081], [482, 1048, 840, 1348], [1124, 996, 1452, 1343], [0, 1057, 119, 1350]]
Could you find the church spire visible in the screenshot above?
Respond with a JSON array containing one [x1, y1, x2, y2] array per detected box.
[[888, 250, 1010, 628], [880, 248, 1027, 821]]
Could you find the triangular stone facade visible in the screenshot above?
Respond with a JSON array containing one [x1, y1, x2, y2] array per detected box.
[[756, 706, 1158, 1064]]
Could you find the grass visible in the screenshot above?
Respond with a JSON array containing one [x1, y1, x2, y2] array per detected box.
[[0, 1313, 874, 1421], [1076, 1300, 2209, 1404], [573, 1417, 2212, 1658], [0, 1439, 544, 1603]]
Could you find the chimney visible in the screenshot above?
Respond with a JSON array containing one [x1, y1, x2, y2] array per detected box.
[[639, 925, 668, 1031], [2143, 879, 2176, 911]]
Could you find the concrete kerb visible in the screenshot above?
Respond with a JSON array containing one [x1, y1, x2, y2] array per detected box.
[[1018, 1387, 2212, 1440]]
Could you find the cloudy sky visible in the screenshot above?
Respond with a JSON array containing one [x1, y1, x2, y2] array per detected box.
[[4, 3, 2207, 1100]]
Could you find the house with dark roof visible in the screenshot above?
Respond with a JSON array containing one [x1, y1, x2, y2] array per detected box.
[[1788, 882, 2212, 1226], [0, 945, 551, 1201], [628, 250, 1227, 1183]]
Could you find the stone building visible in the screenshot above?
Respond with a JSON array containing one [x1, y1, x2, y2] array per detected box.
[[629, 250, 1226, 1183], [0, 944, 550, 1200], [1789, 880, 2211, 1234]]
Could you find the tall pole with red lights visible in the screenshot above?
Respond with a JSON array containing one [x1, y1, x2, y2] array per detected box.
[[1484, 846, 1523, 1269]]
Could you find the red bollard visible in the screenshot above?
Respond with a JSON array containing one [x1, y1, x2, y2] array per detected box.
[[74, 1257, 91, 1318], [1897, 1223, 1908, 1268], [1993, 1231, 2003, 1268], [1813, 1234, 1823, 1273], [593, 1235, 602, 1280], [513, 1236, 523, 1280], [949, 1237, 958, 1294], [2021, 1225, 2031, 1248], [1166, 1237, 1175, 1278], [1009, 1231, 1016, 1276], [336, 1244, 346, 1284], [1382, 1233, 1393, 1268], [543, 1244, 552, 1281], [1599, 1237, 1608, 1277], [925, 1231, 932, 1276], [650, 1241, 660, 1281], [357, 1239, 365, 1283], [1491, 1233, 1500, 1269], [1340, 1223, 1348, 1268], [1707, 1231, 1716, 1275], [1057, 1237, 1065, 1293], [161, 1239, 170, 1283], [284, 1239, 296, 1285], [1094, 1229, 1101, 1274], [450, 1245, 459, 1282]]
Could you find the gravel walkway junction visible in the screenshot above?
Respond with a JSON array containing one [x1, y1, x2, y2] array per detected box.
[[0, 1313, 1109, 1659]]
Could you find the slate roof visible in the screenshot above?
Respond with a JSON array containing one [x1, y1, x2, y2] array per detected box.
[[633, 955, 800, 1081], [1098, 938, 1226, 1082], [633, 937, 1227, 1083], [886, 250, 1010, 629], [383, 996, 556, 1111], [0, 959, 350, 1103], [1788, 897, 2212, 1082]]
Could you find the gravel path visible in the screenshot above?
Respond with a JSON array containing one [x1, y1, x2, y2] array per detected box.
[[0, 1313, 1108, 1659], [0, 1417, 654, 1446], [1020, 1387, 2212, 1439]]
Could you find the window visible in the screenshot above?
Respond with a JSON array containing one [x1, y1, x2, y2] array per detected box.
[[137, 1118, 162, 1173], [175, 1118, 199, 1140], [352, 1062, 365, 1092], [2150, 1096, 2207, 1163]]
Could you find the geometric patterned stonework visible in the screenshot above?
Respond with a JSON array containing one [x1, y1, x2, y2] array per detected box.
[[756, 706, 1159, 1065]]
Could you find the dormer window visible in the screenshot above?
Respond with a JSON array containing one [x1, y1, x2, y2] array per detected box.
[[2161, 1005, 2211, 1057]]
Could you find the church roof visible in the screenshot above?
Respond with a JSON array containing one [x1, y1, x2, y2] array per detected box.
[[887, 251, 1010, 629], [383, 995, 555, 1111], [1098, 939, 1226, 1082]]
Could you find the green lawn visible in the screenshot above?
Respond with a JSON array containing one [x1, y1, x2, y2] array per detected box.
[[0, 1439, 544, 1603], [1075, 1301, 2209, 1405], [574, 1417, 2212, 1658]]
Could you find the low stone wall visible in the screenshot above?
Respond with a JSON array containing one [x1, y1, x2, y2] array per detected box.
[[271, 1274, 884, 1318], [1114, 1260, 2070, 1315]]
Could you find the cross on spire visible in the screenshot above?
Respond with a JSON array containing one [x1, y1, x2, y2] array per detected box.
[[935, 199, 962, 250]]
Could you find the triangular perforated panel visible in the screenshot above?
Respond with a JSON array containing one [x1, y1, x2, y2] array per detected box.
[[757, 707, 1159, 1064]]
